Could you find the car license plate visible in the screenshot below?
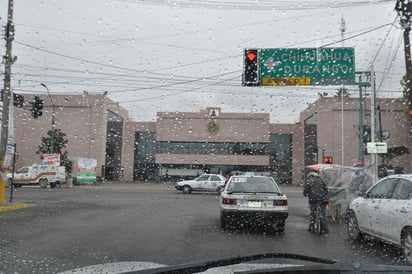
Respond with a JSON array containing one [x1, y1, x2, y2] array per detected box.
[[248, 201, 262, 208]]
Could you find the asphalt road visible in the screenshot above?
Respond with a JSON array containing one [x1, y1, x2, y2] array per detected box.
[[0, 183, 407, 273]]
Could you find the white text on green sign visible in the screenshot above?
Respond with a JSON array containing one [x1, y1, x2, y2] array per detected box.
[[260, 48, 355, 86]]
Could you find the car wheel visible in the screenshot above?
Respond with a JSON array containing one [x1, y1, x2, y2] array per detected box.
[[50, 182, 56, 188], [401, 227, 412, 265], [182, 185, 192, 194], [347, 211, 362, 240], [39, 178, 48, 188]]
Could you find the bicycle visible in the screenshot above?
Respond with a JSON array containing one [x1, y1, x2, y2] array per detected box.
[[312, 204, 322, 235], [311, 203, 328, 235]]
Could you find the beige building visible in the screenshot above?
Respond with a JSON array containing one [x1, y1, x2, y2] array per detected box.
[[11, 94, 411, 185], [14, 94, 128, 181], [299, 97, 411, 177]]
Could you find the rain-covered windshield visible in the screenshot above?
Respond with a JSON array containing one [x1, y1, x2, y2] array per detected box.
[[0, 0, 411, 273]]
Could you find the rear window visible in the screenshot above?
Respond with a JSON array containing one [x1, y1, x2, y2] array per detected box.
[[227, 177, 280, 193]]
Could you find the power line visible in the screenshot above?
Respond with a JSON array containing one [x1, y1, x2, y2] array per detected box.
[[320, 22, 395, 48], [117, 0, 394, 10]]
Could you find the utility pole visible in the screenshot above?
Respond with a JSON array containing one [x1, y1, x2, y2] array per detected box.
[[0, 0, 14, 204], [1, 0, 14, 158], [340, 15, 346, 167], [395, 0, 412, 115]]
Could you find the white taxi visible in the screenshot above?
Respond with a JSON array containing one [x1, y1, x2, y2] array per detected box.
[[219, 175, 288, 232], [175, 174, 227, 194]]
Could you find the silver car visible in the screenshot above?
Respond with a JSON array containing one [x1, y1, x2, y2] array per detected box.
[[219, 175, 288, 232]]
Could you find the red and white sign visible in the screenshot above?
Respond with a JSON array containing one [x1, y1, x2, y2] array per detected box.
[[42, 154, 60, 166], [351, 159, 369, 167]]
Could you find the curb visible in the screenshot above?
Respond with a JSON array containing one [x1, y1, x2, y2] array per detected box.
[[0, 203, 29, 213]]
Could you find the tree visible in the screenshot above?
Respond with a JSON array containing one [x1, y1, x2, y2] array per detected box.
[[334, 87, 351, 98], [37, 128, 72, 174]]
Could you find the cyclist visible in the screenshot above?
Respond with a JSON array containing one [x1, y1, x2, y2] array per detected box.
[[303, 171, 329, 235]]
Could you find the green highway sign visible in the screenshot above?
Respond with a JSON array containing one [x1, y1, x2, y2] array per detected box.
[[258, 47, 355, 86]]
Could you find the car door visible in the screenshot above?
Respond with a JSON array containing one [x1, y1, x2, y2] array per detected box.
[[357, 178, 397, 236], [206, 175, 222, 191], [194, 175, 210, 190], [382, 178, 412, 243]]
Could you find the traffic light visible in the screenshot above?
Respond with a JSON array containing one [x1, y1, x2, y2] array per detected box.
[[362, 125, 371, 144], [13, 93, 24, 108], [32, 96, 43, 118], [242, 49, 259, 86], [323, 156, 333, 164]]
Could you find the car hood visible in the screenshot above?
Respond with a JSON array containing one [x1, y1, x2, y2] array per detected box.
[[58, 262, 299, 274], [57, 252, 412, 273], [176, 180, 196, 186]]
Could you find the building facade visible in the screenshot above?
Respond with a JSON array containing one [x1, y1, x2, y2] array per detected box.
[[130, 108, 295, 183], [13, 94, 129, 181], [11, 94, 411, 185], [299, 97, 411, 177]]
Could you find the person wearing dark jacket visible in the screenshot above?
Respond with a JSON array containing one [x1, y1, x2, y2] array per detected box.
[[303, 171, 329, 235]]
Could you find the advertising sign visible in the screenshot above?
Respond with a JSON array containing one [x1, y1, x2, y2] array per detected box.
[[42, 154, 60, 166], [77, 158, 97, 183]]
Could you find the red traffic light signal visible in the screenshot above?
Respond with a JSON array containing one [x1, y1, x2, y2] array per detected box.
[[246, 50, 257, 61], [242, 49, 259, 86], [323, 156, 333, 164]]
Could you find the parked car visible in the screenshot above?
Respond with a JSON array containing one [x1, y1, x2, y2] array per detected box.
[[346, 174, 412, 265], [219, 175, 288, 232], [175, 174, 226, 194]]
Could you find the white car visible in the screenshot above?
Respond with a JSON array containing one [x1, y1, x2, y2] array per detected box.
[[175, 174, 227, 194], [346, 174, 412, 265], [219, 175, 288, 232]]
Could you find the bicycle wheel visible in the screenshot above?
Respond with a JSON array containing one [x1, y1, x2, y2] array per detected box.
[[313, 205, 322, 234]]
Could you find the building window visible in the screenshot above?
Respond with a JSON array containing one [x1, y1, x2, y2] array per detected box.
[[157, 141, 268, 155]]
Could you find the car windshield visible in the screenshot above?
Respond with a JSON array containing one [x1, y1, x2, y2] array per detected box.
[[227, 177, 280, 193], [1, 0, 411, 273]]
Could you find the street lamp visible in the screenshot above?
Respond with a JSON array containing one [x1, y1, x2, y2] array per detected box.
[[40, 83, 55, 154]]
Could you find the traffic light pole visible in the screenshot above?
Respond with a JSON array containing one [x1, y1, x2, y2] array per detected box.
[[358, 75, 365, 165], [41, 83, 55, 154], [357, 72, 372, 167]]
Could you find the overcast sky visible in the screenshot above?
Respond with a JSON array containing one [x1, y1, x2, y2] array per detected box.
[[0, 0, 405, 123]]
